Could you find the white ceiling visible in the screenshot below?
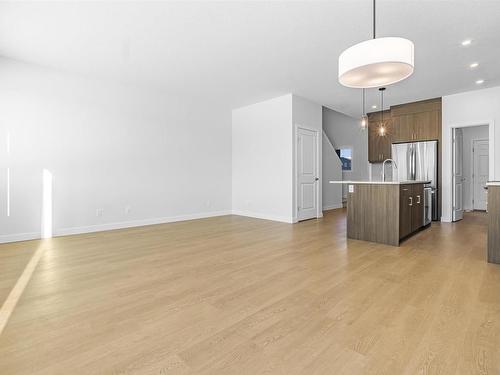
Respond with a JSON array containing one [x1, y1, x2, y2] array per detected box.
[[0, 1, 499, 117]]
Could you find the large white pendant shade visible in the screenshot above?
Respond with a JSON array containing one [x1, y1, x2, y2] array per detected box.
[[338, 37, 414, 88]]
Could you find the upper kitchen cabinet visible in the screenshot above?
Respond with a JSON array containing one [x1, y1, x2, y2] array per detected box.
[[391, 98, 441, 143], [392, 114, 414, 143], [367, 110, 392, 163]]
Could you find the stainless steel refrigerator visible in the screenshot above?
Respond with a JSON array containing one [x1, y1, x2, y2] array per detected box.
[[392, 141, 438, 221]]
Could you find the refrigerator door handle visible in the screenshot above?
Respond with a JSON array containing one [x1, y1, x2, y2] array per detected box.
[[410, 144, 413, 180]]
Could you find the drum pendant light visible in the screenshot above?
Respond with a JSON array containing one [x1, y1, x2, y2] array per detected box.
[[338, 0, 414, 88]]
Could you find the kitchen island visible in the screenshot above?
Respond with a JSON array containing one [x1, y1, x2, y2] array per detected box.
[[330, 180, 430, 246], [487, 182, 500, 264]]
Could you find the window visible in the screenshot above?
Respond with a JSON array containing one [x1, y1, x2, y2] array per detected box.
[[336, 148, 352, 171]]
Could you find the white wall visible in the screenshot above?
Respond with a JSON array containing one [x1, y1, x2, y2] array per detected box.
[[442, 86, 499, 222], [292, 95, 323, 219], [0, 58, 232, 242], [232, 94, 294, 223], [461, 125, 489, 211], [232, 94, 322, 223], [322, 107, 369, 197]]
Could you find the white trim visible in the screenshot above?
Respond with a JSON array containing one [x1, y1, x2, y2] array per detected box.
[[0, 232, 41, 244], [295, 124, 321, 221], [322, 203, 343, 211], [0, 210, 232, 244], [231, 210, 293, 224], [446, 120, 495, 223]]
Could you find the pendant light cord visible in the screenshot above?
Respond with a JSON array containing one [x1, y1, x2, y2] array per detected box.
[[362, 88, 365, 115], [373, 0, 376, 39], [380, 89, 384, 122]]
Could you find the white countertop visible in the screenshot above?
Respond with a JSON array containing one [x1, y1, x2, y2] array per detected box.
[[487, 181, 500, 186], [329, 180, 431, 185]]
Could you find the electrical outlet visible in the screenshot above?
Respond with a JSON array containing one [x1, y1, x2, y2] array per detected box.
[[96, 208, 104, 217]]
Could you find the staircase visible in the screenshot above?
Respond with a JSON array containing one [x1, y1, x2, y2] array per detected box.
[[322, 130, 343, 210]]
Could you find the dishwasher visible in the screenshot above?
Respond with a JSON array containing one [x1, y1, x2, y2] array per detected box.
[[423, 187, 433, 226]]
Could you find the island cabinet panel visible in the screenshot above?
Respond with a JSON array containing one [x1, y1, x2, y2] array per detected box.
[[399, 185, 413, 239], [411, 183, 424, 232], [346, 182, 428, 246], [488, 186, 500, 264], [399, 183, 425, 241], [347, 184, 400, 246]]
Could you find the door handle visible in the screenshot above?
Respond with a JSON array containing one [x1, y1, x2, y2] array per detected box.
[[417, 195, 421, 204], [315, 177, 319, 181], [409, 197, 413, 206]]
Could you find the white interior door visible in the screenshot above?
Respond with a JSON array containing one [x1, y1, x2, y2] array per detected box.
[[473, 139, 489, 210], [297, 128, 318, 221], [453, 128, 464, 221]]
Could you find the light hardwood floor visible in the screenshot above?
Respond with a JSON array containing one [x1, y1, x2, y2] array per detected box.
[[0, 209, 499, 374]]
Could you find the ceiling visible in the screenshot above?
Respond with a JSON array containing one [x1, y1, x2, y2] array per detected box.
[[0, 1, 499, 117]]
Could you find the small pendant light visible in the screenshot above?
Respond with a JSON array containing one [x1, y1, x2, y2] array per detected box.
[[360, 88, 368, 130], [378, 87, 386, 136]]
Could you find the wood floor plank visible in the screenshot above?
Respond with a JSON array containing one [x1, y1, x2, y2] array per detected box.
[[0, 210, 498, 374]]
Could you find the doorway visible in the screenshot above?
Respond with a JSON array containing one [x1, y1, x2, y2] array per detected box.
[[452, 124, 489, 221], [296, 126, 320, 221], [472, 139, 489, 210]]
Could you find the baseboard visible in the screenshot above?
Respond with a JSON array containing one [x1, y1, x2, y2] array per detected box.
[[55, 210, 232, 237], [0, 210, 232, 244], [231, 210, 293, 224], [323, 203, 343, 211], [0, 232, 41, 244]]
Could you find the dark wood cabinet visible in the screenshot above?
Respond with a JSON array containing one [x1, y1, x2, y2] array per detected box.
[[368, 97, 442, 219], [392, 114, 414, 143], [391, 98, 441, 143], [411, 184, 424, 232], [399, 183, 424, 240], [488, 185, 500, 264], [367, 110, 392, 163], [367, 99, 441, 162], [399, 185, 413, 239], [347, 182, 429, 246], [414, 110, 440, 141]]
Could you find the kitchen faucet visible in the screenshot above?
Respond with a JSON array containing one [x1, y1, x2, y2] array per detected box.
[[382, 159, 398, 182]]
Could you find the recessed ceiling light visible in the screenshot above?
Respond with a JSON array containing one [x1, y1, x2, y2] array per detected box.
[[469, 62, 479, 69], [371, 105, 377, 109], [476, 79, 484, 84], [461, 39, 472, 46]]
